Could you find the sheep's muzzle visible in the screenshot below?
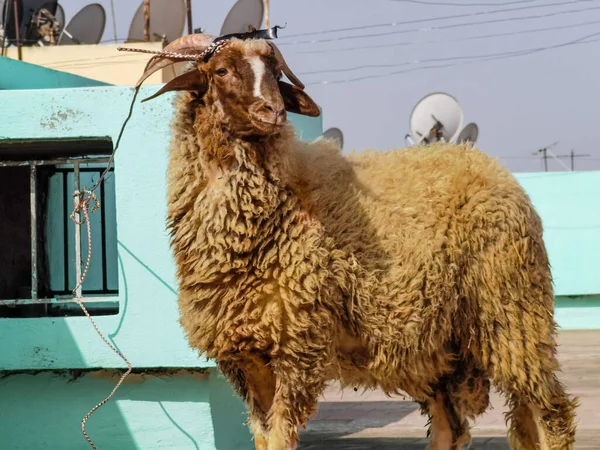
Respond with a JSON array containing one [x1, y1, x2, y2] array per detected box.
[[249, 100, 287, 130]]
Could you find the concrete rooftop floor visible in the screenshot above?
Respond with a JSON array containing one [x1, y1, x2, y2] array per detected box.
[[299, 330, 600, 449]]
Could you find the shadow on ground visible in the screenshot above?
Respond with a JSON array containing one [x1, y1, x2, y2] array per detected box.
[[298, 437, 509, 449], [304, 400, 418, 433]]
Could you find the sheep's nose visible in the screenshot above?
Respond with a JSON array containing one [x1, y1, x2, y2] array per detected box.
[[265, 104, 285, 119], [250, 101, 287, 125], [265, 104, 284, 116]]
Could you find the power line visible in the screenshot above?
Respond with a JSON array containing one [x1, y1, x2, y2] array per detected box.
[[306, 30, 600, 85], [42, 53, 151, 69], [498, 155, 599, 160], [389, 0, 537, 5], [299, 47, 537, 76], [278, 0, 598, 40], [297, 22, 600, 75], [291, 17, 600, 55], [109, 0, 118, 43], [38, 20, 600, 72], [278, 3, 600, 47], [532, 144, 591, 170]]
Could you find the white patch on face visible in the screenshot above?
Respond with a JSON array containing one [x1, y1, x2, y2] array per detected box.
[[248, 56, 266, 99]]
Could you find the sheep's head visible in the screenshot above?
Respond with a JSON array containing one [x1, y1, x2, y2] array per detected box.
[[131, 30, 319, 137]]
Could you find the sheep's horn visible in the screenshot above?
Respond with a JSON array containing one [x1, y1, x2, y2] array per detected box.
[[135, 34, 217, 87], [268, 41, 305, 90]]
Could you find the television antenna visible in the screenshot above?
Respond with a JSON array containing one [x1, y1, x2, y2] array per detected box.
[[220, 0, 264, 36], [127, 0, 185, 44], [323, 127, 344, 149], [58, 3, 105, 45], [532, 141, 558, 172], [455, 122, 479, 145], [408, 92, 464, 146]]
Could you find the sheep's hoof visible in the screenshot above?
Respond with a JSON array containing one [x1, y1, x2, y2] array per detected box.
[[253, 436, 268, 450]]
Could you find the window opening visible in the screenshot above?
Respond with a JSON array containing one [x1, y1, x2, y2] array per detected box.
[[0, 142, 119, 318]]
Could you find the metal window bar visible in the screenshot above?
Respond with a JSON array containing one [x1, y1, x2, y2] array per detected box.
[[49, 166, 116, 295], [30, 163, 38, 301], [0, 157, 118, 308], [73, 161, 82, 299]]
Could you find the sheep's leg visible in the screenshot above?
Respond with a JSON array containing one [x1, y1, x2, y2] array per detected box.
[[421, 391, 471, 450], [266, 381, 317, 450], [501, 376, 577, 450], [460, 212, 577, 448], [265, 363, 325, 450], [421, 359, 491, 450], [248, 418, 269, 450], [483, 311, 577, 449], [217, 358, 276, 449]]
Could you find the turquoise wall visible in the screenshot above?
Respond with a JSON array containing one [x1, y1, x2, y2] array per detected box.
[[0, 84, 598, 376], [516, 171, 600, 297], [0, 57, 110, 90], [0, 85, 323, 372], [0, 83, 598, 449], [0, 369, 252, 450], [0, 84, 321, 450], [555, 296, 600, 330]]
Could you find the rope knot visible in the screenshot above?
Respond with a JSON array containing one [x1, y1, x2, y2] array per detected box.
[[71, 188, 101, 225]]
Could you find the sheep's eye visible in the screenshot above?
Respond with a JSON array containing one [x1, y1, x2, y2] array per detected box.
[[215, 68, 228, 77]]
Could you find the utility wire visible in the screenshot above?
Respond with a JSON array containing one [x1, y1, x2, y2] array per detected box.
[[40, 17, 600, 71], [390, 0, 537, 5], [44, 53, 148, 67], [278, 2, 600, 46], [306, 30, 600, 85], [299, 47, 533, 76], [292, 16, 600, 55], [278, 0, 597, 40], [109, 0, 118, 43]]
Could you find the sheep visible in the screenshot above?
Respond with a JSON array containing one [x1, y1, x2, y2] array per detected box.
[[132, 30, 578, 450]]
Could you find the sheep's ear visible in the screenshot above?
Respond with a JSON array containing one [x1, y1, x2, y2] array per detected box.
[[278, 80, 320, 117], [141, 69, 208, 103]]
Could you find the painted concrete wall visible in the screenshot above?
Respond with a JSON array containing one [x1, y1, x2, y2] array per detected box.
[[0, 85, 323, 371], [0, 84, 321, 449], [0, 369, 253, 450], [0, 83, 598, 449], [0, 84, 598, 373], [0, 56, 110, 89], [515, 171, 600, 297], [4, 43, 176, 86]]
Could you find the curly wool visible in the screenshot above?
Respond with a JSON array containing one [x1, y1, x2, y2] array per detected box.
[[166, 92, 576, 449]]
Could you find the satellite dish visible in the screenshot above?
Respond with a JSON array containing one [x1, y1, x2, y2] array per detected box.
[[58, 3, 105, 45], [409, 92, 464, 145], [2, 0, 58, 46], [127, 0, 185, 44], [0, 0, 5, 45], [220, 0, 264, 36], [323, 127, 344, 149], [455, 122, 479, 145], [51, 3, 64, 36], [0, 0, 12, 45]]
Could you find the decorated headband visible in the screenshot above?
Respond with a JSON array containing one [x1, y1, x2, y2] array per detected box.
[[117, 25, 286, 63]]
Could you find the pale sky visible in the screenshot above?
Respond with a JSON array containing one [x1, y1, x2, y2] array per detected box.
[[56, 0, 600, 172]]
